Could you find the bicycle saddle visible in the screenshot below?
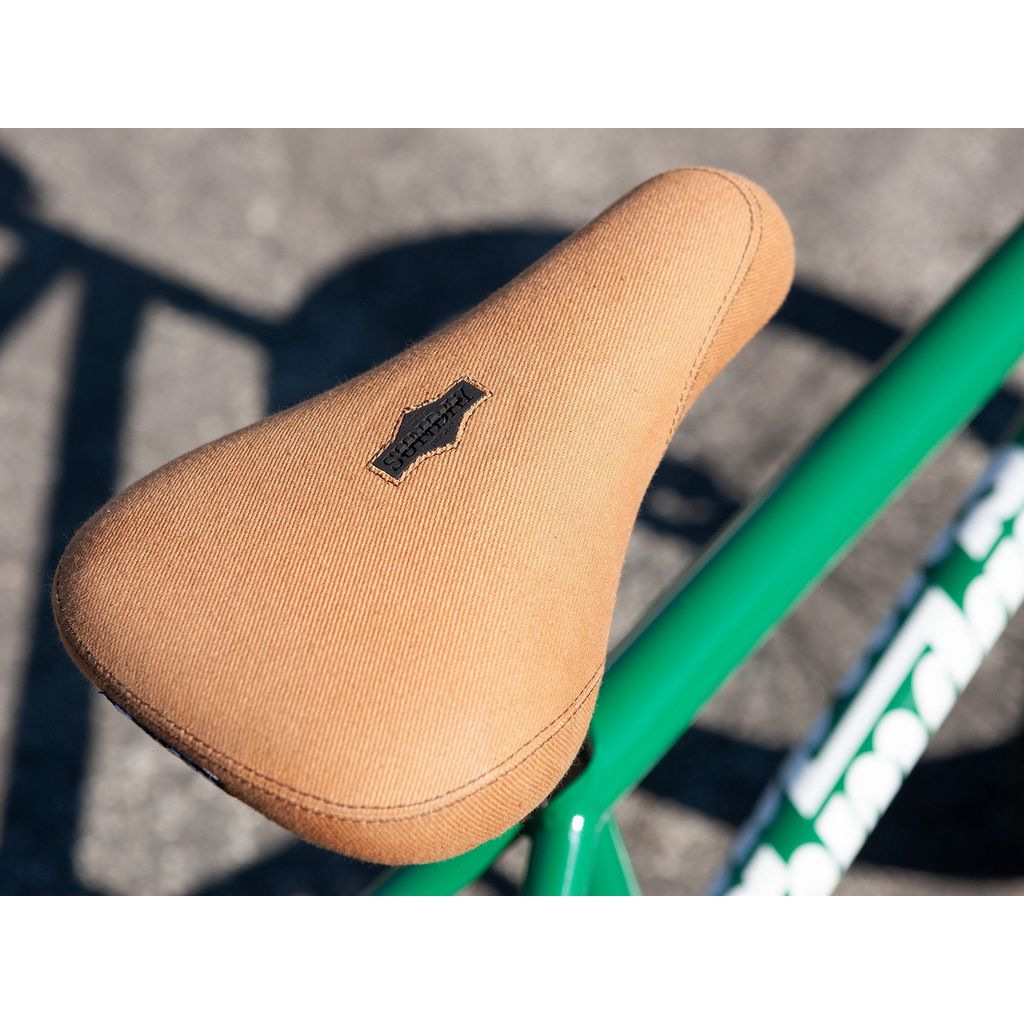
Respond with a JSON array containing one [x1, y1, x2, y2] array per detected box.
[[54, 168, 794, 865]]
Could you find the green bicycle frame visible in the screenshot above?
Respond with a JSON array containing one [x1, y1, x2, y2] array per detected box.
[[713, 434, 1024, 894], [369, 221, 1024, 896]]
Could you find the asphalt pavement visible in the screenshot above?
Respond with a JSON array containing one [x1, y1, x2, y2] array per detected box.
[[2, 129, 1024, 894]]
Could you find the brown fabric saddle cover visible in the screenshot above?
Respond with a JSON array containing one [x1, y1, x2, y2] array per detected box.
[[53, 168, 795, 864]]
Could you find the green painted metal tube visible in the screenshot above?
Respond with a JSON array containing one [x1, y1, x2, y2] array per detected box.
[[364, 828, 518, 895], [521, 809, 601, 895], [589, 817, 642, 896], [545, 221, 1024, 823]]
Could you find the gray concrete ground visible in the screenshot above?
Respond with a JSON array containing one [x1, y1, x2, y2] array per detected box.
[[2, 129, 1024, 895]]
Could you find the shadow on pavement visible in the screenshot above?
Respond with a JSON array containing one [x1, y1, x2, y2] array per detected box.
[[644, 724, 1024, 880]]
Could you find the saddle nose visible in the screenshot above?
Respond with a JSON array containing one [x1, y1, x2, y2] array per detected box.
[[53, 168, 794, 865]]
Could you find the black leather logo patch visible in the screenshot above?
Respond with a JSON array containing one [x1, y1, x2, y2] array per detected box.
[[369, 378, 490, 484]]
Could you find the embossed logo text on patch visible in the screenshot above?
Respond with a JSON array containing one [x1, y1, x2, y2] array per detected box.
[[369, 379, 490, 484]]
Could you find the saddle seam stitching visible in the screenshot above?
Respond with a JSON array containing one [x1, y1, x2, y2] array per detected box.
[[665, 169, 764, 443], [229, 676, 600, 826], [53, 565, 602, 820]]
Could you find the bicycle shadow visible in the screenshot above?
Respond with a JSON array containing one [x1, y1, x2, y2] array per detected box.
[[0, 145, 1020, 893], [643, 726, 1024, 881]]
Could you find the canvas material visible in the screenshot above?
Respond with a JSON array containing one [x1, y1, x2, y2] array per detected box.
[[53, 168, 795, 865]]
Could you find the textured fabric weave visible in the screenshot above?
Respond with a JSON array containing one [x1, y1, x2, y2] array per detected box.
[[53, 168, 795, 864]]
